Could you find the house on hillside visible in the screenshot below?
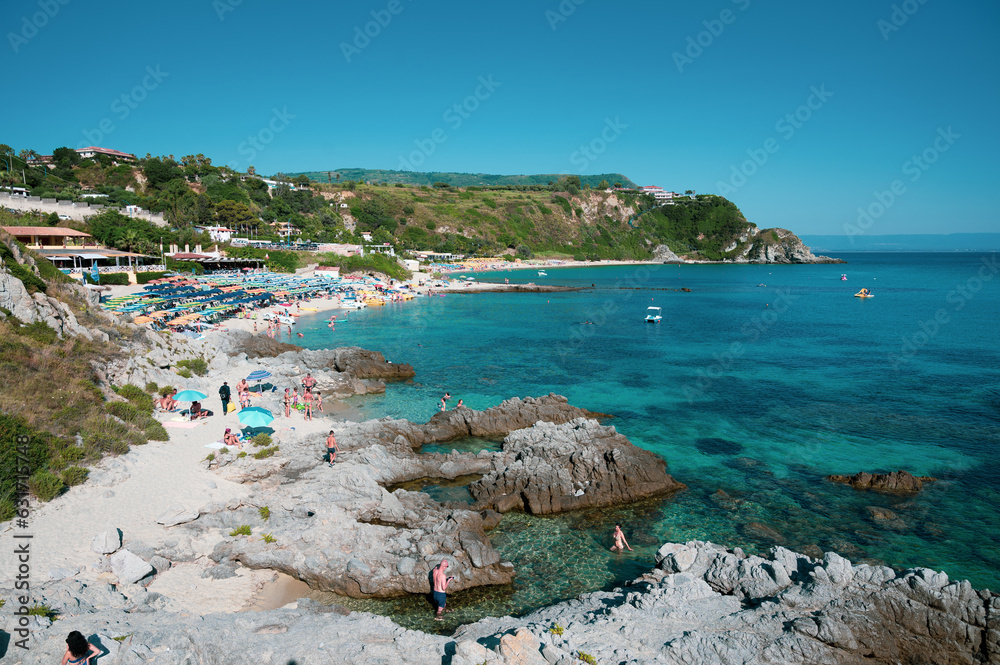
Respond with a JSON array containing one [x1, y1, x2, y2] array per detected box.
[[75, 147, 137, 164], [640, 186, 676, 204]]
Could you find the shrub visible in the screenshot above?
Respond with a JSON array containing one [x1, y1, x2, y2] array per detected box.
[[253, 446, 279, 459], [0, 500, 13, 522], [426, 221, 436, 230], [229, 524, 251, 536], [205, 453, 215, 462], [176, 358, 208, 376], [49, 456, 66, 471], [96, 273, 130, 286], [143, 419, 169, 441], [19, 321, 58, 345], [159, 385, 175, 397], [549, 624, 564, 636], [262, 533, 276, 544], [61, 466, 89, 486], [28, 470, 64, 501], [82, 416, 140, 457], [136, 271, 169, 285], [251, 433, 272, 448], [258, 506, 270, 520], [237, 451, 247, 458], [176, 368, 192, 379], [118, 385, 154, 413], [26, 604, 56, 619], [106, 401, 140, 423], [144, 381, 159, 394], [578, 652, 596, 665], [61, 446, 85, 463]]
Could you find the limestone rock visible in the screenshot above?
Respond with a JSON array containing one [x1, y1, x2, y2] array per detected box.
[[90, 526, 122, 554], [156, 506, 201, 527], [109, 549, 153, 585]]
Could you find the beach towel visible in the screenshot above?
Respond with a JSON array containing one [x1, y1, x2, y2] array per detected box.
[[205, 441, 229, 449], [164, 421, 201, 429]]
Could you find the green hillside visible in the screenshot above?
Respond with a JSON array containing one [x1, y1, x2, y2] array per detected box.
[[288, 168, 638, 190]]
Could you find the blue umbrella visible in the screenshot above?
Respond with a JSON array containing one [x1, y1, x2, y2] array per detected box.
[[173, 390, 208, 402], [246, 370, 271, 381], [238, 407, 274, 428]]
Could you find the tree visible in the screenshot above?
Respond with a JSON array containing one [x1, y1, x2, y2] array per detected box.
[[214, 200, 255, 230], [598, 180, 609, 190], [294, 174, 311, 188], [143, 157, 183, 189], [160, 179, 195, 227], [516, 244, 533, 259], [247, 165, 256, 176], [52, 147, 81, 169]]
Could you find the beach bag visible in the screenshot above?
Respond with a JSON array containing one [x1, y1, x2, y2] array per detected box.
[[227, 402, 236, 413]]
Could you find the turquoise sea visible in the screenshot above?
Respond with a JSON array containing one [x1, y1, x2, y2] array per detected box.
[[296, 253, 1000, 629]]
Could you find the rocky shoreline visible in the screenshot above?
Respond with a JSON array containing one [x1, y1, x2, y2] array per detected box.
[[2, 325, 994, 664]]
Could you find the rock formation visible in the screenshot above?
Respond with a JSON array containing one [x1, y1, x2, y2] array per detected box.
[[469, 418, 685, 514], [827, 469, 936, 493], [4, 540, 995, 665], [151, 396, 678, 601]]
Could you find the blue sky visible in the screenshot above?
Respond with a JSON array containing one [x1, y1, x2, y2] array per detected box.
[[3, 0, 998, 235]]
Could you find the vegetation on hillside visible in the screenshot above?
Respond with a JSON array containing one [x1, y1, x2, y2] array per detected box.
[[0, 234, 160, 518], [0, 142, 769, 262], [288, 168, 638, 189]]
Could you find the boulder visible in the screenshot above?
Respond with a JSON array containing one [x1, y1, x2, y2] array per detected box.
[[826, 470, 935, 493], [109, 549, 153, 585], [90, 526, 122, 554], [156, 507, 201, 527]]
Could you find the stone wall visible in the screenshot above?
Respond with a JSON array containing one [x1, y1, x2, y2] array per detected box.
[[0, 192, 167, 226]]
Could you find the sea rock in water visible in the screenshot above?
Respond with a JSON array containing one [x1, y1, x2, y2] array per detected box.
[[469, 418, 685, 514], [109, 549, 153, 585], [90, 526, 122, 554], [864, 506, 908, 530], [329, 346, 415, 380], [827, 470, 935, 493]]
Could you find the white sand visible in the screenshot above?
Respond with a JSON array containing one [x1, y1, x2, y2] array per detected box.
[[0, 337, 363, 614]]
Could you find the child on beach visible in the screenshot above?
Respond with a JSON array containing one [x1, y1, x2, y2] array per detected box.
[[292, 387, 300, 407], [314, 391, 323, 413], [326, 430, 338, 466]]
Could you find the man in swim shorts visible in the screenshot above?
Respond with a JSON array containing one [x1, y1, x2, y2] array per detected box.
[[326, 431, 338, 466], [432, 559, 454, 620]]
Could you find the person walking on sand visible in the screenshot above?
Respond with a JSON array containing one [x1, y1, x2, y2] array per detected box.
[[62, 630, 100, 664], [432, 559, 455, 621], [314, 390, 324, 413], [326, 430, 338, 466], [610, 524, 633, 552], [219, 381, 231, 415], [283, 388, 292, 417]]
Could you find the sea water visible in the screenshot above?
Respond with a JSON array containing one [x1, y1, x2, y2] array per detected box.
[[296, 253, 1000, 629]]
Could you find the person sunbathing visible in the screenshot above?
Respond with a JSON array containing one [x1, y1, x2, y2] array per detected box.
[[190, 401, 213, 420], [223, 428, 241, 449]]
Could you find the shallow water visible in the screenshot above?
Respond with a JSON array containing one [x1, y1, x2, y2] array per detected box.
[[298, 253, 1000, 625]]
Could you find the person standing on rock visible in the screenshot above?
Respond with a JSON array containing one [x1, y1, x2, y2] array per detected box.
[[610, 524, 633, 552], [219, 381, 231, 415], [302, 373, 317, 390], [432, 559, 454, 621]]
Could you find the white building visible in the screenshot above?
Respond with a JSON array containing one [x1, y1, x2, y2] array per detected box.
[[640, 186, 676, 204], [197, 226, 235, 242]]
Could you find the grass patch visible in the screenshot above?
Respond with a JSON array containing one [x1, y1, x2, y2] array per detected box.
[[205, 453, 215, 462], [251, 433, 272, 448], [26, 604, 57, 619], [60, 466, 89, 486], [27, 470, 64, 502], [176, 368, 192, 379], [262, 533, 276, 544], [549, 624, 564, 636], [117, 384, 155, 413], [229, 524, 252, 537], [259, 506, 270, 520], [176, 358, 208, 376], [253, 446, 279, 459], [143, 418, 169, 441]]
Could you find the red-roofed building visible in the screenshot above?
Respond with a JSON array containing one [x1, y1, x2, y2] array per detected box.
[[75, 147, 136, 163], [1, 226, 99, 248]]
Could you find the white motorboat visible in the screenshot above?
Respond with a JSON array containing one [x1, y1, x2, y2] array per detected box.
[[340, 299, 367, 309], [645, 306, 662, 323], [538, 270, 547, 276]]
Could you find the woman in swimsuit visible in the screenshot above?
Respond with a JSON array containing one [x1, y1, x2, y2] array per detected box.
[[283, 388, 291, 417], [610, 524, 633, 552], [62, 630, 100, 665], [223, 428, 241, 450], [314, 391, 323, 413]]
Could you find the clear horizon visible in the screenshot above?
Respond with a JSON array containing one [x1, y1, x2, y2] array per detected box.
[[3, 0, 997, 235]]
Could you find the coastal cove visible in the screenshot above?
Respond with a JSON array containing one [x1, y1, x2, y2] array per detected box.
[[291, 252, 1000, 626]]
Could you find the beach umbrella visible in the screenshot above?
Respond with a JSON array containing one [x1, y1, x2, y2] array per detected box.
[[173, 389, 208, 402], [246, 368, 272, 392], [238, 407, 274, 428], [132, 316, 153, 324]]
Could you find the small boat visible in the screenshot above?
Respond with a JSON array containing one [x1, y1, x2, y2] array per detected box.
[[645, 306, 662, 323], [854, 289, 874, 299], [277, 315, 295, 325], [841, 274, 847, 281], [538, 271, 547, 276], [340, 299, 367, 309]]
